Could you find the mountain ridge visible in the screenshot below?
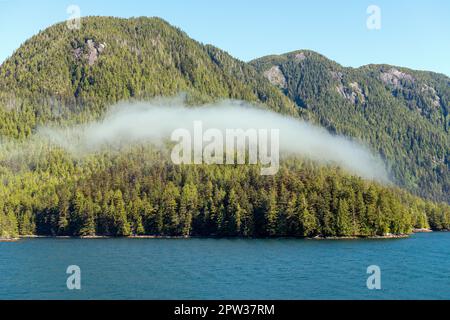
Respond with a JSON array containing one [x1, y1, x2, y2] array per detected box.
[[0, 16, 302, 137], [250, 49, 450, 78], [250, 50, 449, 202]]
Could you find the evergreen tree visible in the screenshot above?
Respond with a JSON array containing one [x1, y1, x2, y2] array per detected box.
[[265, 189, 278, 236], [113, 190, 130, 236], [336, 199, 352, 236], [298, 194, 318, 237]]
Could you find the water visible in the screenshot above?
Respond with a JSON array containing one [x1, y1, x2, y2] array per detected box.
[[1, 232, 450, 299]]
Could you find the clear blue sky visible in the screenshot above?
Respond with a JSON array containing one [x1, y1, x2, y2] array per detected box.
[[0, 0, 449, 76]]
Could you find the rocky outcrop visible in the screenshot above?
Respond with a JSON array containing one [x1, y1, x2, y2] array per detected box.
[[380, 68, 415, 88], [294, 52, 306, 62], [421, 84, 441, 107], [263, 65, 287, 88], [335, 81, 366, 105], [73, 39, 107, 66], [349, 82, 365, 103], [332, 69, 366, 105], [86, 40, 106, 66]]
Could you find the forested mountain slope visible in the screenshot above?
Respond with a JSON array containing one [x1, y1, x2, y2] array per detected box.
[[0, 17, 449, 239], [251, 51, 449, 202], [0, 16, 302, 139]]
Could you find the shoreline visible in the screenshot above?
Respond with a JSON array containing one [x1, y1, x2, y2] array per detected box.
[[311, 234, 410, 240], [18, 235, 189, 239], [1, 229, 441, 242], [413, 228, 433, 233], [0, 238, 20, 242]]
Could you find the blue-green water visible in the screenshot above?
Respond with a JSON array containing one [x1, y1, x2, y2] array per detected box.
[[1, 233, 450, 299]]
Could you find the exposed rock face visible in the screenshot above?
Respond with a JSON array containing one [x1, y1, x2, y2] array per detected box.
[[73, 47, 83, 60], [73, 39, 107, 66], [263, 65, 287, 88], [380, 69, 442, 109], [421, 84, 441, 107], [330, 71, 344, 81], [380, 68, 415, 88], [335, 82, 365, 105], [350, 82, 365, 103], [86, 40, 106, 66], [294, 52, 306, 62], [336, 84, 355, 104], [333, 71, 366, 105]]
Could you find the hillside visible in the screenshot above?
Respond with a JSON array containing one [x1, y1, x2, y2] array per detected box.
[[0, 16, 302, 139], [0, 17, 449, 239], [250, 51, 449, 202]]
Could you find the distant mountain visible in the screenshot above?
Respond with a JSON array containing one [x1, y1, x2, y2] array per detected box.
[[250, 50, 449, 202]]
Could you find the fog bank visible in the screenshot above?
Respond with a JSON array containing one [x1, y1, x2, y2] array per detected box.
[[38, 99, 389, 182]]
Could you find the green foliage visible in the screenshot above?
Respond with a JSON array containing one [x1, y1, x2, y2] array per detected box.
[[0, 17, 299, 141], [0, 17, 448, 239], [251, 51, 450, 202], [0, 211, 19, 239], [0, 143, 448, 238]]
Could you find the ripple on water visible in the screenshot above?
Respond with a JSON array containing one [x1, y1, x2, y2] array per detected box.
[[0, 233, 449, 299]]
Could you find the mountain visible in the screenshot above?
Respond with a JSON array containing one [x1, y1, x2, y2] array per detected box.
[[0, 17, 449, 239], [250, 50, 449, 202], [0, 16, 303, 139]]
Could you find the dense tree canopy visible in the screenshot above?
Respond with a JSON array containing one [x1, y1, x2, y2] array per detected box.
[[0, 16, 301, 139], [0, 143, 448, 239]]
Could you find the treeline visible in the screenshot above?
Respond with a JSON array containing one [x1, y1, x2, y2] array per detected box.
[[1, 146, 448, 239]]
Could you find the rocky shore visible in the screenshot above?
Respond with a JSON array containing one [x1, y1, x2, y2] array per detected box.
[[310, 233, 410, 240], [1, 229, 442, 242], [0, 237, 20, 242], [413, 228, 433, 233]]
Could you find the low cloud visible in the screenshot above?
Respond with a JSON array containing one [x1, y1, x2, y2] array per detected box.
[[37, 98, 389, 182]]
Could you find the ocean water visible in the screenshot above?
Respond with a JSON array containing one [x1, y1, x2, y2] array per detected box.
[[1, 233, 449, 300]]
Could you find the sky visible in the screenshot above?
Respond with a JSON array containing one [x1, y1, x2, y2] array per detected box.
[[0, 0, 449, 76]]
